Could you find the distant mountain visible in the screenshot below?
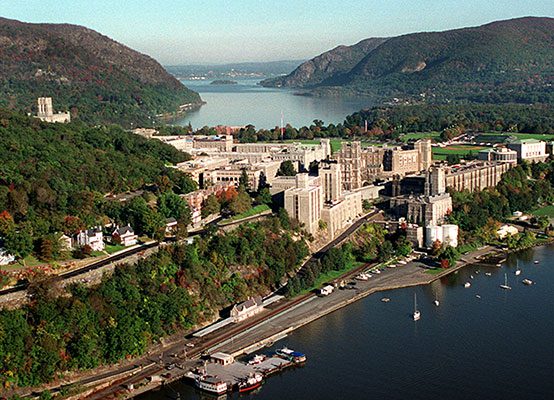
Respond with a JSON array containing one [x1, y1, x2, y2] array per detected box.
[[0, 17, 202, 126], [262, 17, 554, 105], [261, 38, 388, 88]]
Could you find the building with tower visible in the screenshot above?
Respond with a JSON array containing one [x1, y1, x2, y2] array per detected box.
[[35, 97, 71, 123]]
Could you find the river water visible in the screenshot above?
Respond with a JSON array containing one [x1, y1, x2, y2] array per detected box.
[[173, 79, 372, 129], [138, 246, 553, 400]]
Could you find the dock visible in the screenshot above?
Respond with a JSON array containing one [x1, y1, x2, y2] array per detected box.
[[184, 353, 298, 393]]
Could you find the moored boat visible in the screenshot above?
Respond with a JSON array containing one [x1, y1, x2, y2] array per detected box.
[[195, 375, 228, 395], [276, 347, 306, 363], [464, 282, 471, 288], [522, 278, 533, 285], [247, 354, 266, 365], [381, 297, 391, 302], [355, 273, 370, 281], [500, 273, 512, 290], [238, 373, 263, 393]]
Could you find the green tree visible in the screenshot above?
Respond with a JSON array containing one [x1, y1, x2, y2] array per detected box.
[[201, 194, 221, 218], [277, 160, 296, 177], [4, 228, 33, 261], [229, 188, 252, 215], [157, 191, 191, 225], [239, 169, 250, 192]]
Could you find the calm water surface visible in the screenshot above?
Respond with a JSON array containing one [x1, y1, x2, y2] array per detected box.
[[139, 246, 554, 400], [174, 79, 372, 129]]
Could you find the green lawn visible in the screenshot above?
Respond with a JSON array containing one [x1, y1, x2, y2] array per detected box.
[[301, 260, 364, 295], [220, 204, 271, 224], [432, 144, 488, 160], [401, 132, 441, 142], [105, 244, 127, 254], [14, 255, 46, 269], [531, 205, 554, 217]]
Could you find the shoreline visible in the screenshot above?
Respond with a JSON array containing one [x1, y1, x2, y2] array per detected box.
[[12, 240, 548, 399], [121, 244, 508, 399]]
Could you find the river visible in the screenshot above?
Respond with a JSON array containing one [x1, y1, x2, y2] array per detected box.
[[138, 246, 553, 400], [173, 79, 372, 129]]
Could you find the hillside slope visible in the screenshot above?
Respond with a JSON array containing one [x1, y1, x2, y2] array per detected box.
[[261, 38, 387, 88], [263, 17, 554, 104], [0, 17, 202, 126]]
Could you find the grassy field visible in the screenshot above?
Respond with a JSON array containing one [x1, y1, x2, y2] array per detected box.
[[432, 144, 487, 160], [105, 244, 127, 254], [401, 132, 441, 142], [531, 205, 554, 218], [301, 260, 365, 295], [220, 204, 271, 224]]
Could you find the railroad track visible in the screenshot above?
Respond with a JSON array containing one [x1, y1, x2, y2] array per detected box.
[[0, 242, 159, 296]]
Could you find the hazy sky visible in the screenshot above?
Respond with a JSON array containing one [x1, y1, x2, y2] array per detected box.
[[2, 1, 553, 65]]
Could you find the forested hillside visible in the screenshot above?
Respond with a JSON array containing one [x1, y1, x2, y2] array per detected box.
[[0, 110, 196, 255], [0, 17, 202, 126], [263, 17, 554, 105]]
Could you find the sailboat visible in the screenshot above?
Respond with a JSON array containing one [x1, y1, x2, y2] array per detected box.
[[500, 273, 512, 290], [515, 260, 522, 276], [413, 293, 421, 321]]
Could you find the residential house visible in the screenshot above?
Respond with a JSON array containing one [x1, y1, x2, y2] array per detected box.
[[59, 234, 73, 250], [0, 248, 15, 265], [111, 225, 138, 247], [76, 227, 105, 252], [230, 296, 263, 322]]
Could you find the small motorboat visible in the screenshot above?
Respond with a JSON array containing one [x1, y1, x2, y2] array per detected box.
[[475, 294, 481, 299], [470, 275, 474, 279], [381, 297, 391, 303], [522, 278, 533, 285], [464, 282, 471, 288], [534, 260, 539, 264], [433, 299, 440, 306], [485, 272, 492, 276], [355, 273, 370, 281], [413, 293, 421, 321]]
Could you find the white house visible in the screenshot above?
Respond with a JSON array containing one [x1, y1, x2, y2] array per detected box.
[[230, 296, 263, 322], [0, 248, 15, 265], [59, 234, 73, 250], [76, 227, 105, 252], [111, 225, 138, 247]]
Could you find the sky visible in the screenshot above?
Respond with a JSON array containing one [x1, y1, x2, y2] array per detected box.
[[2, 0, 553, 65]]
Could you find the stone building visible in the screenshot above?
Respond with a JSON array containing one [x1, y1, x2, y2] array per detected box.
[[443, 162, 513, 193], [334, 139, 432, 190], [507, 139, 548, 162], [284, 163, 363, 238], [477, 147, 517, 164], [35, 97, 71, 123]]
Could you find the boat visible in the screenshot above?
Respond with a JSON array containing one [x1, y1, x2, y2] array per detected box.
[[522, 278, 533, 285], [247, 354, 266, 365], [534, 260, 539, 264], [485, 272, 492, 276], [470, 275, 474, 279], [475, 294, 481, 299], [372, 269, 381, 274], [238, 373, 263, 393], [413, 293, 421, 321], [388, 264, 397, 268], [381, 297, 390, 303], [499, 273, 512, 290], [433, 299, 440, 306], [515, 260, 521, 276], [276, 347, 306, 363], [195, 375, 228, 395], [464, 282, 471, 288]]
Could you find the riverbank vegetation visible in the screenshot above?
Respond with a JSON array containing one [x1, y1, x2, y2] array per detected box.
[[0, 214, 308, 390]]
